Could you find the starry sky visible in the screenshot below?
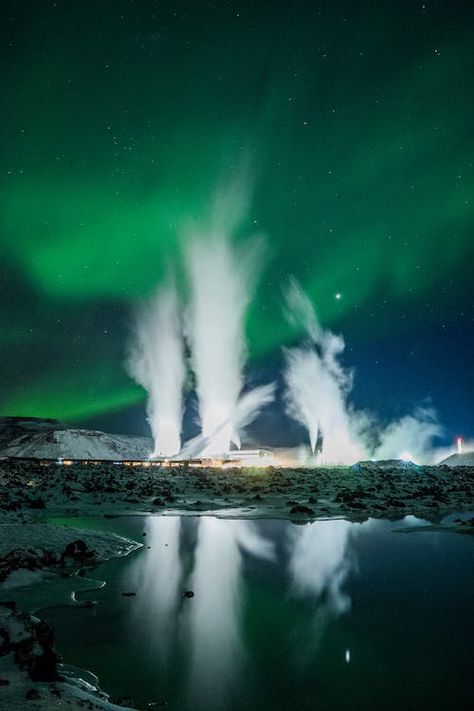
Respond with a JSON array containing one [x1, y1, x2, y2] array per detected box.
[[1, 0, 473, 444]]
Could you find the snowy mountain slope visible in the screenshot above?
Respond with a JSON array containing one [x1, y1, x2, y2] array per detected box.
[[440, 451, 474, 467], [0, 417, 152, 460]]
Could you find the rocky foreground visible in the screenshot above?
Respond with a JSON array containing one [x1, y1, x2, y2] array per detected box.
[[0, 513, 141, 709], [0, 458, 473, 709], [0, 459, 473, 523], [0, 603, 135, 710]]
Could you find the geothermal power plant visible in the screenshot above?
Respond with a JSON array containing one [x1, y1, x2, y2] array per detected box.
[[0, 231, 466, 468], [121, 230, 461, 468]]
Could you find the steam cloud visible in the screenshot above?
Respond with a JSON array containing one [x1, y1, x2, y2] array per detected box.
[[127, 281, 185, 457], [127, 176, 274, 458], [283, 279, 443, 464], [283, 278, 366, 463], [126, 169, 447, 465], [184, 232, 265, 455]]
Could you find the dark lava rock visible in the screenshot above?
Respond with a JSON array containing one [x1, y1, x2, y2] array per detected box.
[[386, 497, 405, 508], [334, 489, 359, 504], [61, 539, 96, 567], [290, 505, 315, 515], [26, 688, 41, 700], [183, 590, 195, 599], [27, 499, 46, 509], [62, 539, 87, 557], [29, 646, 59, 682], [0, 601, 17, 612]]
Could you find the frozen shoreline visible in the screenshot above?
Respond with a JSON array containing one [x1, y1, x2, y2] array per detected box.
[[0, 515, 142, 709], [0, 604, 136, 710]]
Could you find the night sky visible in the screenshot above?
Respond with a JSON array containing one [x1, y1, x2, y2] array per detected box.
[[1, 0, 473, 445]]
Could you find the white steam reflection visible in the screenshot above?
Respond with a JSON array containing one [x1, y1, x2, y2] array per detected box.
[[186, 518, 274, 707], [126, 516, 182, 664], [287, 519, 354, 659], [124, 517, 355, 705]]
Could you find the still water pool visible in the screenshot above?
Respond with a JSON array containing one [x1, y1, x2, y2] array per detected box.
[[41, 515, 474, 710]]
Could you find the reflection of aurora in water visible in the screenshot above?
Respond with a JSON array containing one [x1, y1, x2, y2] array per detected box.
[[38, 514, 474, 710]]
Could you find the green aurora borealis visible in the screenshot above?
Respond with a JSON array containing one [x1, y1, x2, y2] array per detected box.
[[1, 1, 473, 434]]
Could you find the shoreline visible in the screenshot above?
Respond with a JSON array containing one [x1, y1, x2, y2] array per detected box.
[[4, 507, 471, 711], [1, 460, 473, 709]]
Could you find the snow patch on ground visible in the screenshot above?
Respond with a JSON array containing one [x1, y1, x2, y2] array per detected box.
[[0, 522, 140, 559]]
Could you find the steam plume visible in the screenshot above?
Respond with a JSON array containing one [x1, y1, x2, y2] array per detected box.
[[127, 281, 185, 457], [183, 187, 269, 455], [283, 278, 366, 463], [374, 408, 443, 464], [283, 279, 443, 464]]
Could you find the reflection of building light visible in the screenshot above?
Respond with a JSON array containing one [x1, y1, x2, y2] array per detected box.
[[345, 649, 351, 663]]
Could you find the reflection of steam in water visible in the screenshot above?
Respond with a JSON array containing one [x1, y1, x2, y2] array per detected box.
[[186, 518, 274, 708], [123, 517, 355, 703], [126, 516, 182, 663], [287, 519, 353, 657]]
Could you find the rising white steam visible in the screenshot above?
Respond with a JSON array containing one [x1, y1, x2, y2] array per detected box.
[[184, 193, 269, 455], [178, 383, 276, 460], [283, 279, 443, 465], [127, 281, 185, 457], [374, 408, 443, 464], [283, 278, 366, 464]]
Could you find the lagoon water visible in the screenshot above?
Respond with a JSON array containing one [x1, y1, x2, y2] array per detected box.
[[41, 515, 474, 710]]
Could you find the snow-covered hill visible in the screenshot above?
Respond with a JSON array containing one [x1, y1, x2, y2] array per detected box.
[[440, 451, 474, 467], [0, 417, 152, 460]]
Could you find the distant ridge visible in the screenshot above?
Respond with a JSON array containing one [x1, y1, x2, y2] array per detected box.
[[439, 451, 474, 467], [0, 416, 152, 461]]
